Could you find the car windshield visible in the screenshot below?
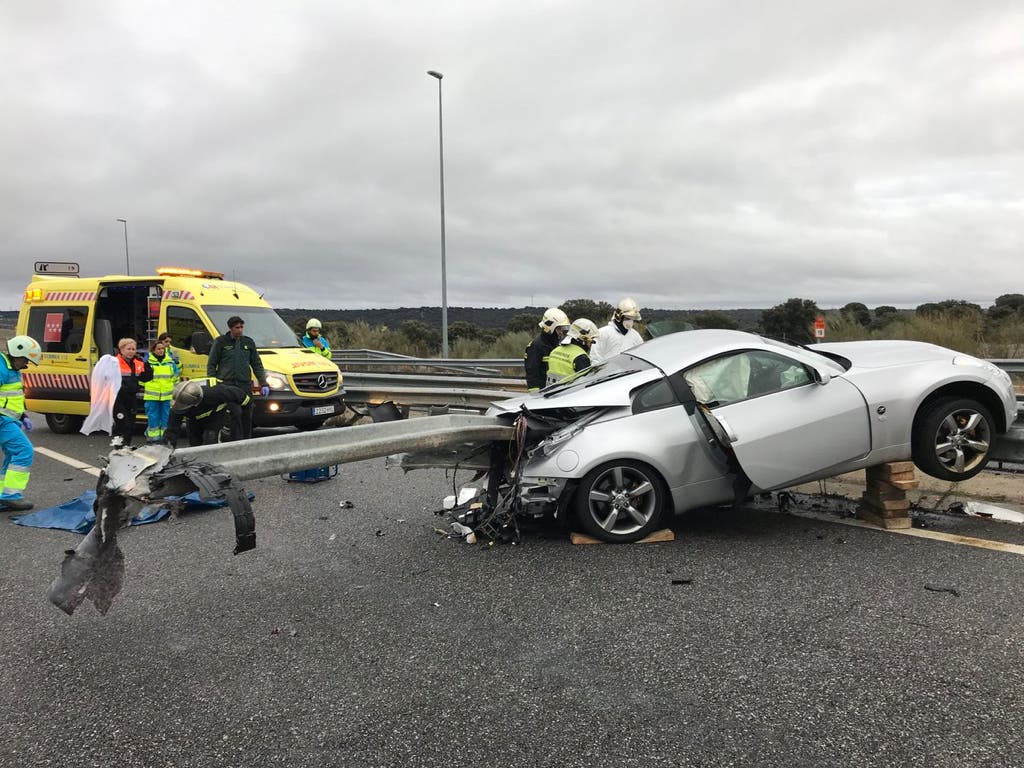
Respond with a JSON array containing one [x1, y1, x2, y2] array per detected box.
[[205, 306, 301, 348], [542, 352, 654, 396], [762, 337, 848, 372]]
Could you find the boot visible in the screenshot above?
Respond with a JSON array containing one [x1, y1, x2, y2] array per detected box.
[[0, 497, 33, 512]]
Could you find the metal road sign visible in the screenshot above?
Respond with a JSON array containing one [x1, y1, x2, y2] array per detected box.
[[34, 261, 80, 275]]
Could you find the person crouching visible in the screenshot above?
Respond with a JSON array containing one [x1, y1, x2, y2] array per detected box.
[[164, 380, 249, 447]]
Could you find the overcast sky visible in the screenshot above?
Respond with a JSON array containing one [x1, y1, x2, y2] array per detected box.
[[2, 1, 1021, 312]]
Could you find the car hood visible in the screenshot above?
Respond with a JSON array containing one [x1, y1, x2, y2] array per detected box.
[[817, 340, 957, 369], [489, 367, 664, 414]]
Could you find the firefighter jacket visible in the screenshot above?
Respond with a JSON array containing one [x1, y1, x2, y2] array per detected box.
[[0, 352, 25, 422], [301, 332, 332, 358], [143, 352, 181, 401], [207, 332, 267, 389], [545, 341, 591, 385], [164, 384, 251, 446], [523, 331, 560, 391]]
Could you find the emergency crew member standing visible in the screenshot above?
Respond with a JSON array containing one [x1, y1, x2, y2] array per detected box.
[[0, 336, 42, 512], [546, 318, 600, 386], [591, 297, 645, 365], [111, 338, 153, 448], [142, 333, 181, 442], [301, 318, 332, 358], [206, 316, 268, 440], [524, 307, 570, 392]]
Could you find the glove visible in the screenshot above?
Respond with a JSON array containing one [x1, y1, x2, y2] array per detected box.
[[260, 386, 270, 397], [21, 416, 33, 432]]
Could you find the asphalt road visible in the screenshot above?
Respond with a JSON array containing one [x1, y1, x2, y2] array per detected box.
[[2, 421, 1023, 768]]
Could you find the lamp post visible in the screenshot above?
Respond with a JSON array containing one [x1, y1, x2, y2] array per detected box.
[[427, 70, 449, 358], [116, 218, 129, 275]]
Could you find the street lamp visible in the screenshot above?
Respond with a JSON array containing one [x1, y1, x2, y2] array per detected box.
[[116, 218, 129, 275], [427, 69, 449, 358]]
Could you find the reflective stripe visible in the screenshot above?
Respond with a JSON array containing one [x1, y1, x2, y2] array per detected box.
[[2, 467, 31, 493]]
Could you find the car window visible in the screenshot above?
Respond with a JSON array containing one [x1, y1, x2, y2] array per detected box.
[[684, 350, 812, 406], [631, 378, 678, 414]]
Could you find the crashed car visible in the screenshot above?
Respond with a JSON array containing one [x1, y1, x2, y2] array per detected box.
[[414, 329, 1017, 543]]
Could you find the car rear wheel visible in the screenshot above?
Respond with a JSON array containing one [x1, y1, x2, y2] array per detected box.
[[912, 397, 994, 481], [573, 460, 666, 543], [45, 413, 84, 434]]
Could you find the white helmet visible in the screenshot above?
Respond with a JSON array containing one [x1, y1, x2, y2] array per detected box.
[[6, 335, 42, 365], [614, 297, 642, 321], [171, 380, 204, 413], [568, 318, 600, 346], [539, 307, 570, 334], [306, 318, 322, 330]]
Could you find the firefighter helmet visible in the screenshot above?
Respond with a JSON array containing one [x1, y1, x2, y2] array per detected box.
[[6, 335, 42, 365], [539, 307, 570, 333], [306, 318, 322, 330], [568, 318, 600, 346], [171, 381, 204, 413], [614, 297, 642, 321]]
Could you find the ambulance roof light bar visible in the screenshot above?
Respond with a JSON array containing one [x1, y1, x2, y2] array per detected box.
[[156, 267, 225, 279]]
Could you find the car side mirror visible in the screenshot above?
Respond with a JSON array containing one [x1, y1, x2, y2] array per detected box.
[[812, 366, 832, 385]]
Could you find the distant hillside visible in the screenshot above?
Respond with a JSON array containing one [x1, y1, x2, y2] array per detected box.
[[276, 306, 766, 332]]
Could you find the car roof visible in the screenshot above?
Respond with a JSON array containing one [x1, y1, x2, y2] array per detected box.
[[629, 329, 769, 370]]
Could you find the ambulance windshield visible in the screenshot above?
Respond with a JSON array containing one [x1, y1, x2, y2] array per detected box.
[[205, 306, 302, 348]]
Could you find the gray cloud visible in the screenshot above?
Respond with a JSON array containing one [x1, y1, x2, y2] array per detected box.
[[2, 1, 1021, 312]]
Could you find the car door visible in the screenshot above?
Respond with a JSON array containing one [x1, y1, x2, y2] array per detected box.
[[684, 349, 871, 490]]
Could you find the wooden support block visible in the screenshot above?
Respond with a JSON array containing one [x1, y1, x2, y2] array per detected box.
[[876, 477, 919, 491], [570, 528, 675, 545], [866, 462, 916, 481], [859, 509, 913, 530], [860, 493, 911, 515]]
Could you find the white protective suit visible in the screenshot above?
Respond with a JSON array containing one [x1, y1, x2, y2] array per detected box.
[[590, 321, 644, 365], [80, 355, 122, 435]]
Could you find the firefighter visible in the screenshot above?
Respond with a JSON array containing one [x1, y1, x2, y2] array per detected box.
[[164, 380, 249, 448], [591, 297, 645, 365], [546, 318, 600, 385], [523, 307, 570, 392], [110, 337, 154, 448], [0, 335, 42, 512], [142, 334, 181, 442], [301, 318, 332, 358]]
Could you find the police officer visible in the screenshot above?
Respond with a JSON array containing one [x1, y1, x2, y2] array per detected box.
[[524, 307, 570, 392], [301, 318, 332, 358], [0, 335, 42, 512], [591, 297, 645, 365], [206, 316, 268, 440], [164, 380, 249, 447], [546, 318, 600, 385]]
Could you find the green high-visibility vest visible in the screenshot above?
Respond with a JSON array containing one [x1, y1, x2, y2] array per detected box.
[[546, 343, 589, 385], [144, 354, 179, 401], [0, 352, 26, 421]]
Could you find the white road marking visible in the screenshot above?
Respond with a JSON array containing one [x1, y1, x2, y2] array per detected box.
[[34, 446, 102, 477], [784, 508, 1024, 556]]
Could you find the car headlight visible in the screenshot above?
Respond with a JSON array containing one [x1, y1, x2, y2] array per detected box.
[[264, 373, 289, 390]]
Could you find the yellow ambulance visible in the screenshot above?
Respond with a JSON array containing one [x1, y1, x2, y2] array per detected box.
[[17, 266, 345, 433]]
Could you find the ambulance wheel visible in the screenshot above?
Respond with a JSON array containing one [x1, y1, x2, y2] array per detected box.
[[46, 413, 84, 434]]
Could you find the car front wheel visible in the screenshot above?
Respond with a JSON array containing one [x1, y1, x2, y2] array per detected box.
[[912, 397, 994, 481], [45, 413, 85, 434], [573, 460, 666, 543]]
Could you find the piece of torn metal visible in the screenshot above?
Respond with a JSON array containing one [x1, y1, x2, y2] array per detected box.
[[47, 445, 255, 616]]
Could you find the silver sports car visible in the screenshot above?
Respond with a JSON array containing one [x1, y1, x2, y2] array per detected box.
[[452, 330, 1017, 543]]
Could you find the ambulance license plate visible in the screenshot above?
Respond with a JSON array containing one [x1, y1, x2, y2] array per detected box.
[[312, 405, 335, 416]]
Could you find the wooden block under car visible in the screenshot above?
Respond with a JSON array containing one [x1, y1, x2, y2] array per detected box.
[[866, 462, 916, 482], [860, 492, 911, 514], [570, 529, 676, 545], [858, 509, 913, 530]]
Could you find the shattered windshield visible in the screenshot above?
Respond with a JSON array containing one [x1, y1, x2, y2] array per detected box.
[[542, 353, 654, 396], [204, 306, 301, 348]]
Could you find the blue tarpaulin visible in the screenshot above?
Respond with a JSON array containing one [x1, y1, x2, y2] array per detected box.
[[11, 490, 231, 533]]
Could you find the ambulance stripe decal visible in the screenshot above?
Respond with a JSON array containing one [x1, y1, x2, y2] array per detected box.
[[44, 291, 96, 302], [23, 373, 90, 390]]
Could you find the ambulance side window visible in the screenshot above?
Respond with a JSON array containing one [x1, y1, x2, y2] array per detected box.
[[27, 307, 90, 354], [166, 306, 207, 351]]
